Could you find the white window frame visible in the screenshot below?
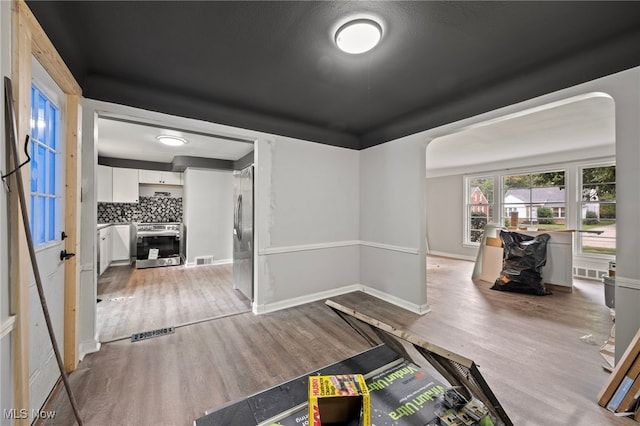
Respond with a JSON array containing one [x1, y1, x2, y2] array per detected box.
[[577, 161, 616, 259], [464, 175, 495, 246]]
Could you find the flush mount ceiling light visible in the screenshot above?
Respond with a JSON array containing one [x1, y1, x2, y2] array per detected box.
[[335, 18, 382, 54], [156, 135, 187, 146]]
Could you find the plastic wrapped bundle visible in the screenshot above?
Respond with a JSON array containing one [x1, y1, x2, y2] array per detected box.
[[492, 231, 551, 295]]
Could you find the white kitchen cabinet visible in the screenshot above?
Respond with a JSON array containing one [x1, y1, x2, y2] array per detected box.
[[112, 168, 139, 203], [99, 227, 112, 275], [111, 224, 131, 263], [97, 165, 113, 202], [139, 169, 183, 185]]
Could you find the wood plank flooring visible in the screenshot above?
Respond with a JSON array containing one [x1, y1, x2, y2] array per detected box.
[[43, 256, 632, 425], [97, 263, 251, 342]]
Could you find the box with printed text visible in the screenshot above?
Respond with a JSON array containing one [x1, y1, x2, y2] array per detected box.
[[308, 374, 370, 426]]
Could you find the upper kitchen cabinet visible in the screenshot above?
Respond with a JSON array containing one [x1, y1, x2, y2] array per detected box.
[[113, 168, 139, 202], [139, 170, 183, 185], [97, 165, 113, 202], [97, 165, 139, 203]]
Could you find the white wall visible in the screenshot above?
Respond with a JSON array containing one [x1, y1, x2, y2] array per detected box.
[[183, 168, 233, 265], [78, 102, 100, 359], [425, 174, 477, 260], [359, 138, 429, 313], [254, 136, 360, 313]]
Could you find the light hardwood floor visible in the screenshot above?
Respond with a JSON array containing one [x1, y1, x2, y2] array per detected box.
[[96, 263, 251, 342], [43, 256, 631, 425]]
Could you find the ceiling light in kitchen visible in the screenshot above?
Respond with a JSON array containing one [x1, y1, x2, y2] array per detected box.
[[156, 135, 187, 146], [335, 18, 382, 54]]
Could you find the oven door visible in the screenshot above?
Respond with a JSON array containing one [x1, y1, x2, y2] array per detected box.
[[136, 233, 181, 268]]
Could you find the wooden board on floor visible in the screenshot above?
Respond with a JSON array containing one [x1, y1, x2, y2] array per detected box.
[[598, 327, 640, 407]]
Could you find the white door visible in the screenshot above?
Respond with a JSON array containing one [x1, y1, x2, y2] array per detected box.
[[28, 57, 67, 415]]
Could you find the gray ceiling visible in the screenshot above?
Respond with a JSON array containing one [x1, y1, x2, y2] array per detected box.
[[26, 1, 640, 150]]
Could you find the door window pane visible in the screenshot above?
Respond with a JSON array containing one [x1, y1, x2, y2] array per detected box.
[[30, 83, 61, 246]]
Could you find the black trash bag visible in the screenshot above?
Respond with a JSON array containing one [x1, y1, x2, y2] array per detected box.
[[491, 231, 552, 295]]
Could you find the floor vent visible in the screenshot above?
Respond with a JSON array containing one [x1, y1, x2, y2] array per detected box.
[[131, 326, 175, 342], [195, 256, 214, 266], [573, 267, 607, 281]]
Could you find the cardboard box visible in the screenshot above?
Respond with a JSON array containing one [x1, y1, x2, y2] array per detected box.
[[309, 374, 370, 426], [485, 237, 502, 247]]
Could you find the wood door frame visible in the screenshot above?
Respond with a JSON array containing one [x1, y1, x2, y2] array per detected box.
[[10, 0, 81, 417]]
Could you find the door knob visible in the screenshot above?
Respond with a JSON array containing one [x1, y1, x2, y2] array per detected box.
[[60, 250, 76, 261]]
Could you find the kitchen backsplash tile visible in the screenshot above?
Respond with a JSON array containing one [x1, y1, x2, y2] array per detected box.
[[98, 196, 183, 223]]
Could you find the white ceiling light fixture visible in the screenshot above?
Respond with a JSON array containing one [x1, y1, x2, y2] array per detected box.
[[335, 18, 382, 54], [156, 135, 187, 146]]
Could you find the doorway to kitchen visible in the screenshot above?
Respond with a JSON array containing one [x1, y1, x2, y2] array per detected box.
[[94, 112, 255, 342]]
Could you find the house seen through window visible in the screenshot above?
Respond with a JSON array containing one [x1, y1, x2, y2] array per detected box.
[[502, 171, 566, 229], [465, 176, 493, 243], [465, 165, 616, 259]]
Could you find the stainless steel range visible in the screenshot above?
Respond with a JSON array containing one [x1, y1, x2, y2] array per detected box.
[[134, 223, 184, 269]]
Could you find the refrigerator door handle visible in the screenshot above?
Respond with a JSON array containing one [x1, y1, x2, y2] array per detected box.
[[235, 194, 243, 241]]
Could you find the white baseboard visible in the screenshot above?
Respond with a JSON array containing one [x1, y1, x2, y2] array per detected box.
[[254, 284, 364, 314], [253, 283, 430, 316], [79, 339, 101, 361], [428, 251, 477, 262], [361, 286, 430, 315]]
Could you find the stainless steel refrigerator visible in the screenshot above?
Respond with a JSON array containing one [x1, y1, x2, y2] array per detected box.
[[233, 165, 254, 301]]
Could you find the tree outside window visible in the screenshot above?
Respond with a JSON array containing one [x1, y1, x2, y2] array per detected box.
[[580, 165, 616, 256]]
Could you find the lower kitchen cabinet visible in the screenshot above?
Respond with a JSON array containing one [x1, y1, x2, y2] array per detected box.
[[111, 224, 131, 263], [99, 227, 112, 275]]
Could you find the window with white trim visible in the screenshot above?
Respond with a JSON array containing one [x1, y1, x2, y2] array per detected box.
[[30, 83, 61, 245], [579, 164, 615, 256], [465, 176, 494, 244]]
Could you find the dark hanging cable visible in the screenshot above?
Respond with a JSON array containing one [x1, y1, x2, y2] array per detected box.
[[1, 134, 30, 180]]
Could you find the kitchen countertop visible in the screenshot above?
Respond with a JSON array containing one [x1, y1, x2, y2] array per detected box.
[[97, 223, 132, 230]]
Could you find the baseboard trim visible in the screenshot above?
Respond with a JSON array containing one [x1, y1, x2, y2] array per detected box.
[[428, 251, 477, 262], [79, 339, 101, 360], [253, 284, 429, 316], [254, 284, 364, 314], [362, 286, 430, 315]]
